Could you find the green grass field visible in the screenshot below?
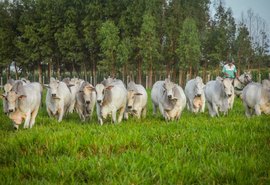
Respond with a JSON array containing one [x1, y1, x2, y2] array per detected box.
[[0, 91, 270, 184]]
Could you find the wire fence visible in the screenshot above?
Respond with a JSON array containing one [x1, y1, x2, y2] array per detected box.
[[1, 71, 270, 90]]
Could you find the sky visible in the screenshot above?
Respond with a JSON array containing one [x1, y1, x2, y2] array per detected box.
[[211, 0, 270, 29]]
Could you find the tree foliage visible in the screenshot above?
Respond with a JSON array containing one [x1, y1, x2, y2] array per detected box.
[[0, 0, 269, 81]]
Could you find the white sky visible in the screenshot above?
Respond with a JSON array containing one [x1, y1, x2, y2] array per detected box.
[[211, 0, 270, 28]]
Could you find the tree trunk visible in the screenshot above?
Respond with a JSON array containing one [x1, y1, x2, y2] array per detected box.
[[148, 62, 153, 88], [48, 62, 51, 80], [172, 68, 176, 83], [179, 69, 183, 86], [7, 64, 10, 80], [91, 58, 97, 85], [14, 62, 18, 80], [72, 63, 75, 78], [203, 61, 206, 82], [166, 62, 170, 77], [84, 63, 87, 81], [38, 62, 42, 84], [137, 60, 142, 84], [189, 65, 192, 78], [57, 60, 60, 79]]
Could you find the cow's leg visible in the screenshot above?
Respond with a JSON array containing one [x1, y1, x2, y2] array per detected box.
[[124, 108, 129, 120], [186, 99, 191, 111], [136, 108, 142, 119], [77, 108, 84, 121], [142, 107, 147, 118], [243, 102, 251, 117], [158, 103, 165, 117], [230, 94, 235, 109], [58, 108, 64, 122], [96, 104, 103, 125], [68, 102, 75, 113], [23, 111, 31, 129], [200, 99, 206, 113], [254, 104, 261, 116], [207, 101, 214, 117], [118, 106, 126, 123], [47, 107, 53, 117], [112, 109, 117, 123], [152, 103, 157, 115], [212, 104, 219, 117], [29, 107, 39, 128]]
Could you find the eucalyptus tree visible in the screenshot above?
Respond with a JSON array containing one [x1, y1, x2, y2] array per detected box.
[[235, 22, 253, 71], [177, 17, 201, 77], [138, 11, 161, 87], [97, 20, 120, 77]]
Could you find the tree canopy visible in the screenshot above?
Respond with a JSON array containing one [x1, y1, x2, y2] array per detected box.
[[0, 0, 269, 82]]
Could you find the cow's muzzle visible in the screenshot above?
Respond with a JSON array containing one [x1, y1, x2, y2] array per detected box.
[[128, 105, 132, 109], [168, 95, 172, 99], [97, 100, 102, 104], [52, 94, 56, 98], [86, 101, 90, 104], [9, 109, 15, 113], [196, 94, 201, 97]]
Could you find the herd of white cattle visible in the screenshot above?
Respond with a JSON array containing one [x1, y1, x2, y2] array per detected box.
[[1, 71, 270, 130]]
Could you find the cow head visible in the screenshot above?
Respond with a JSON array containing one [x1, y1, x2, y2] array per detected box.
[[238, 71, 252, 85], [194, 76, 204, 97], [221, 78, 234, 97], [243, 71, 252, 84], [80, 82, 95, 106], [45, 78, 61, 99], [95, 83, 113, 105], [1, 91, 26, 113], [163, 78, 177, 101], [127, 90, 142, 110]]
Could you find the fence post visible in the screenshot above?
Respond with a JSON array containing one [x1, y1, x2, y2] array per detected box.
[[0, 76, 2, 90], [90, 76, 93, 85], [42, 76, 45, 85], [127, 75, 130, 85], [146, 76, 148, 89], [186, 74, 190, 83], [207, 74, 211, 82], [258, 73, 261, 83], [268, 73, 270, 79]]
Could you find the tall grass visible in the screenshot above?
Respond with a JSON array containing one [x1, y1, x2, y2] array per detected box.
[[0, 91, 269, 184]]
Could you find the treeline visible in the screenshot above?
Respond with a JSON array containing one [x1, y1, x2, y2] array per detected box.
[[0, 0, 269, 86]]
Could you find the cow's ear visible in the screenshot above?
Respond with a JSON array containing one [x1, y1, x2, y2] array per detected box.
[[44, 84, 50, 88], [1, 94, 6, 99], [86, 85, 95, 90], [106, 85, 114, 90], [68, 84, 74, 87], [18, 95, 27, 99], [135, 93, 142, 96]]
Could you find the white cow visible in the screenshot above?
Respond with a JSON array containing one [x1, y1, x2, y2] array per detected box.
[[126, 81, 147, 119], [151, 78, 186, 121], [1, 81, 42, 129], [242, 79, 270, 117], [66, 78, 84, 113], [75, 81, 96, 121], [2, 78, 34, 114], [95, 79, 127, 125], [233, 71, 252, 97], [184, 76, 205, 113], [45, 77, 72, 122], [204, 77, 234, 117]]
